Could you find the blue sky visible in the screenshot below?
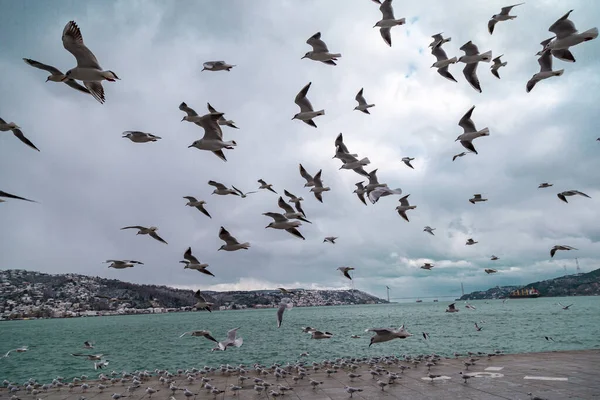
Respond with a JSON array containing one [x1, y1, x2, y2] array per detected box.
[[0, 0, 599, 300]]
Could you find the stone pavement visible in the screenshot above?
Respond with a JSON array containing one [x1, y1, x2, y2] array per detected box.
[[1, 350, 598, 400]]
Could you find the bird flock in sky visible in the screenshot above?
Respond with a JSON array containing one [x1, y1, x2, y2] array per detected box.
[[0, 2, 598, 329]]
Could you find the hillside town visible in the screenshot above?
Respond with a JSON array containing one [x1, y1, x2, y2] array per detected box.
[[0, 269, 387, 320]]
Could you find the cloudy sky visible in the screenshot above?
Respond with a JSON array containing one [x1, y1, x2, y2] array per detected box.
[[1, 0, 599, 300]]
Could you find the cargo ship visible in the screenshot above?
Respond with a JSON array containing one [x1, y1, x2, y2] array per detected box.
[[509, 287, 540, 299]]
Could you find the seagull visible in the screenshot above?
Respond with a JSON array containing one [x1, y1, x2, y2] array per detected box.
[[183, 196, 211, 219], [429, 32, 451, 48], [185, 112, 237, 162], [557, 190, 591, 203], [192, 290, 214, 312], [345, 387, 363, 398], [469, 194, 488, 204], [491, 255, 499, 261], [465, 302, 476, 310], [299, 164, 317, 187], [202, 61, 235, 71], [277, 298, 294, 328], [354, 88, 375, 114], [61, 21, 119, 103], [0, 118, 40, 151], [488, 3, 525, 35], [122, 131, 161, 143], [207, 103, 238, 129], [283, 190, 307, 218], [338, 153, 371, 173], [83, 341, 94, 350], [485, 269, 498, 274], [366, 327, 412, 346], [310, 170, 330, 203], [71, 353, 107, 361], [232, 186, 258, 198], [446, 303, 459, 313], [550, 245, 577, 258], [458, 41, 492, 93], [179, 330, 219, 343], [120, 226, 168, 244], [452, 152, 467, 161], [456, 105, 490, 154], [277, 196, 311, 223], [263, 212, 305, 240], [528, 393, 549, 400], [396, 194, 416, 222], [490, 55, 507, 79], [22, 58, 95, 99], [208, 180, 239, 196], [545, 10, 598, 51], [2, 346, 28, 358], [217, 328, 244, 351], [353, 182, 368, 206], [365, 168, 387, 194], [537, 37, 575, 63], [558, 302, 573, 310], [424, 226, 435, 235], [104, 260, 143, 269], [368, 185, 403, 205], [258, 179, 277, 194], [422, 332, 430, 340], [310, 331, 333, 340], [466, 238, 478, 245], [180, 247, 214, 277], [302, 32, 341, 65], [218, 227, 250, 251], [402, 157, 415, 169], [538, 182, 553, 189], [324, 236, 338, 244], [420, 263, 434, 270], [337, 267, 354, 280], [544, 336, 554, 342], [526, 49, 564, 93], [431, 42, 458, 83], [0, 190, 36, 203], [374, 0, 406, 47], [292, 82, 324, 128], [94, 361, 109, 370], [333, 133, 357, 159]]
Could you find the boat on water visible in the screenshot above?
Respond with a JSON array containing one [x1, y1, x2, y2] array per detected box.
[[415, 299, 423, 303], [509, 287, 540, 299], [433, 299, 438, 302]]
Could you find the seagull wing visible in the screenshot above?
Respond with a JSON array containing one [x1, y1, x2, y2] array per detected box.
[[277, 303, 287, 328], [460, 41, 479, 56], [431, 44, 449, 62], [549, 10, 577, 40], [379, 27, 392, 47], [379, 0, 395, 20], [277, 196, 295, 213], [285, 227, 305, 240], [206, 102, 219, 113], [62, 21, 101, 69], [22, 58, 62, 74], [149, 231, 168, 245], [12, 129, 40, 151], [461, 140, 478, 154], [295, 82, 314, 112], [488, 19, 498, 35], [184, 247, 201, 264], [179, 102, 199, 117], [458, 106, 477, 133], [306, 32, 329, 52], [437, 66, 457, 82], [263, 212, 288, 222], [294, 201, 307, 218], [208, 180, 228, 191], [226, 328, 240, 341], [198, 113, 225, 141], [355, 88, 367, 106], [299, 164, 314, 183], [219, 227, 240, 245], [83, 81, 106, 104], [463, 63, 482, 93]]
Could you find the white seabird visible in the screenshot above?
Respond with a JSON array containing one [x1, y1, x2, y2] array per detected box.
[[207, 103, 238, 129], [545, 10, 598, 51], [283, 190, 307, 218], [557, 190, 591, 203], [258, 179, 277, 194], [374, 0, 406, 47], [120, 226, 168, 244], [310, 170, 330, 203], [302, 32, 341, 65], [429, 32, 451, 48], [354, 88, 375, 114], [538, 182, 553, 189], [277, 298, 293, 328], [180, 247, 214, 277], [337, 266, 354, 280], [0, 118, 40, 151], [218, 227, 250, 251], [402, 157, 415, 169], [465, 238, 478, 245], [458, 41, 492, 93], [490, 55, 507, 79], [424, 226, 435, 235], [366, 327, 412, 346], [183, 196, 211, 218], [310, 331, 333, 340], [185, 112, 237, 162], [365, 169, 387, 194], [263, 212, 305, 240], [420, 263, 434, 270], [122, 131, 161, 143], [455, 105, 490, 155], [104, 260, 143, 269], [526, 49, 564, 93], [353, 182, 368, 206], [292, 82, 324, 128], [202, 61, 235, 71], [217, 328, 244, 351], [469, 194, 488, 204], [431, 42, 458, 83], [396, 194, 416, 222], [208, 180, 239, 196], [232, 186, 258, 198], [22, 58, 95, 100], [550, 245, 577, 258], [277, 196, 311, 223], [299, 164, 317, 187], [488, 3, 525, 35], [2, 346, 28, 358], [485, 268, 498, 274], [368, 185, 403, 204], [193, 290, 214, 312], [61, 21, 119, 103], [537, 37, 575, 63], [324, 236, 338, 244]]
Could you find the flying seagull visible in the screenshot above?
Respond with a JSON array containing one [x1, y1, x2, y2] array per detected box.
[[3, 346, 29, 358], [120, 226, 168, 244], [193, 290, 214, 312], [263, 212, 305, 240], [368, 185, 403, 204], [354, 88, 375, 114], [180, 247, 214, 277], [208, 180, 240, 196], [537, 37, 575, 63], [183, 196, 211, 219], [456, 105, 490, 154], [544, 10, 598, 51], [431, 42, 458, 83], [429, 32, 451, 48], [184, 112, 237, 162], [469, 194, 488, 204], [207, 103, 238, 129], [374, 0, 406, 47], [424, 226, 435, 235], [402, 157, 415, 169], [558, 302, 573, 310], [216, 328, 244, 351], [550, 245, 577, 258], [61, 21, 119, 103], [310, 170, 330, 203], [353, 182, 368, 206], [292, 82, 324, 128], [277, 196, 311, 223], [396, 194, 416, 222], [0, 117, 40, 151], [490, 55, 507, 79], [538, 182, 553, 189], [284, 190, 307, 218], [557, 190, 591, 203], [452, 152, 467, 161], [302, 32, 341, 65], [122, 131, 161, 143], [488, 3, 525, 35], [446, 303, 459, 313], [277, 298, 293, 328], [299, 164, 317, 187], [324, 236, 338, 244], [366, 327, 412, 346], [22, 58, 95, 99], [458, 41, 492, 93], [104, 260, 143, 269], [420, 263, 434, 270], [491, 255, 499, 261], [466, 238, 478, 245], [0, 190, 36, 203], [179, 330, 219, 343], [474, 322, 483, 331], [526, 49, 564, 93], [337, 266, 354, 280], [202, 61, 235, 71], [258, 179, 277, 194], [218, 227, 250, 251], [485, 268, 498, 274], [232, 186, 258, 198]]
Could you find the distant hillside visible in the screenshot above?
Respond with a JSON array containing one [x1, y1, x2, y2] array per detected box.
[[460, 268, 600, 300], [0, 269, 387, 319]]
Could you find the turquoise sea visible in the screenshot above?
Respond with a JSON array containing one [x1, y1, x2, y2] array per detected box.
[[1, 297, 599, 383]]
